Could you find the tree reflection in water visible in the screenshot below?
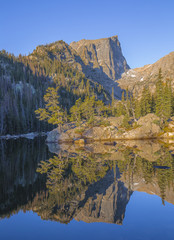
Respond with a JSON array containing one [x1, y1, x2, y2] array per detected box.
[[0, 139, 174, 224]]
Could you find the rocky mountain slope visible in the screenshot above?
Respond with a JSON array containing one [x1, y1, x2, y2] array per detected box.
[[29, 40, 83, 71], [0, 35, 131, 135], [30, 36, 130, 98], [70, 36, 129, 80], [117, 51, 174, 96], [70, 35, 130, 97], [0, 42, 110, 135]]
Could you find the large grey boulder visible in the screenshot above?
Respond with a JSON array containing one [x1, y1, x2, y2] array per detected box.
[[46, 128, 60, 142]]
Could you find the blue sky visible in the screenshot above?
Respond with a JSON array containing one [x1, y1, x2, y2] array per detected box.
[[0, 0, 174, 68]]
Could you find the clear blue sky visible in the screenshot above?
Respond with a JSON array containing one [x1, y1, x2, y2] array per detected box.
[[0, 0, 174, 68]]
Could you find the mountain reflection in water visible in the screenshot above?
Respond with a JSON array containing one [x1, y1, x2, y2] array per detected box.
[[0, 138, 174, 225]]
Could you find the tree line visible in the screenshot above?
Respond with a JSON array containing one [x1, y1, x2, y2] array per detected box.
[[0, 48, 109, 135], [36, 69, 174, 130], [113, 69, 173, 127]]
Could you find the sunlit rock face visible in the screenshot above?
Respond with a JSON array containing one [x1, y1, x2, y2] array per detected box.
[[118, 51, 174, 97], [70, 36, 129, 80], [70, 36, 130, 98]]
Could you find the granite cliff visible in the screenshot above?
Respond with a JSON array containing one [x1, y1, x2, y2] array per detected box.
[[70, 36, 130, 98]]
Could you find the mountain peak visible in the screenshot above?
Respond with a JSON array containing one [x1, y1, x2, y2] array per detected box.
[[70, 35, 129, 81]]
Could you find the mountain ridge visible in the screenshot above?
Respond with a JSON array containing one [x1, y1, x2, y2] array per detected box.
[[28, 35, 130, 98], [117, 51, 174, 96]]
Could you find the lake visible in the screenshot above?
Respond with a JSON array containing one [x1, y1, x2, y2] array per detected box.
[[0, 138, 174, 240]]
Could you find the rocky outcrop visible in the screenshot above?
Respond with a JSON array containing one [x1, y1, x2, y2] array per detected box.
[[117, 51, 174, 96], [83, 114, 161, 140], [46, 114, 166, 143], [46, 128, 61, 143], [122, 114, 161, 139]]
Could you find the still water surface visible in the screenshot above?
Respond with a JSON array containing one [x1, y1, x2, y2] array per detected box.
[[0, 138, 174, 239]]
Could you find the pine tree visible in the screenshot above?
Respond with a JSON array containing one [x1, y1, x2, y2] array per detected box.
[[70, 98, 82, 125], [35, 87, 64, 131], [155, 69, 164, 119], [117, 92, 126, 116], [140, 87, 151, 116], [163, 80, 172, 120], [125, 89, 130, 117], [111, 87, 116, 116], [81, 96, 95, 123], [95, 100, 104, 117], [135, 98, 141, 119], [122, 113, 130, 129]]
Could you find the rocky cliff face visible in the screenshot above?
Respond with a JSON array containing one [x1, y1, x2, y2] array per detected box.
[[117, 51, 174, 96], [70, 36, 130, 98], [70, 36, 129, 80]]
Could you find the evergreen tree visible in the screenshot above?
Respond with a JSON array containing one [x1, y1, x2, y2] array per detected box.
[[155, 69, 164, 119], [125, 89, 130, 117], [135, 98, 141, 119], [95, 100, 104, 117], [111, 87, 116, 116], [35, 87, 64, 131], [81, 96, 95, 123], [163, 80, 172, 119], [140, 87, 151, 116], [70, 98, 82, 125], [117, 91, 126, 116], [122, 113, 130, 129]]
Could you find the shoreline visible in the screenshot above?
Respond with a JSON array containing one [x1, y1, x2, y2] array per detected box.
[[0, 132, 48, 140]]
